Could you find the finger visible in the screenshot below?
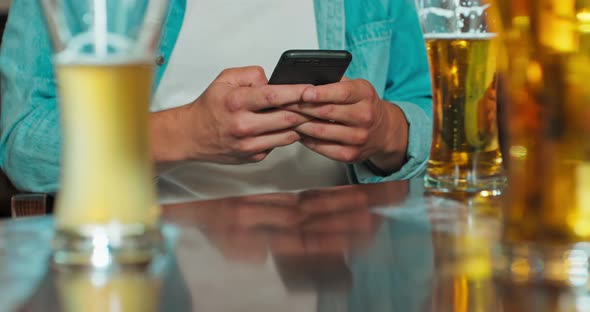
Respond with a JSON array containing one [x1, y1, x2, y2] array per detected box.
[[214, 230, 269, 264], [233, 204, 303, 229], [239, 193, 300, 208], [216, 66, 268, 87], [269, 232, 306, 256], [233, 110, 312, 137], [301, 137, 362, 163], [248, 151, 272, 163], [301, 80, 374, 104], [303, 233, 351, 255], [228, 84, 311, 112], [295, 121, 368, 145], [303, 210, 375, 233], [237, 130, 302, 158], [299, 188, 369, 214], [285, 100, 376, 126]]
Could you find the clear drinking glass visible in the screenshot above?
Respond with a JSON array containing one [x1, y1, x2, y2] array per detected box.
[[416, 0, 507, 194], [39, 0, 169, 266]]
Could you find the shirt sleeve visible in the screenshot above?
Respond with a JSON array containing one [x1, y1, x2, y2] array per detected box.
[[352, 0, 433, 184], [0, 0, 61, 193]]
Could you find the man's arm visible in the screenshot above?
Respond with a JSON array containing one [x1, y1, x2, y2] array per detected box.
[[351, 0, 433, 183], [0, 0, 61, 193], [0, 1, 315, 193]]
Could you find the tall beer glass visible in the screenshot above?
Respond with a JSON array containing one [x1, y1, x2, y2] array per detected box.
[[40, 0, 168, 266], [417, 0, 507, 194], [493, 0, 590, 285]]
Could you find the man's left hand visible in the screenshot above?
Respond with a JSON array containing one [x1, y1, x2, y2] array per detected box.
[[285, 79, 409, 175]]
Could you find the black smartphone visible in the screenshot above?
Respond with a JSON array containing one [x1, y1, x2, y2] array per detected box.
[[268, 50, 352, 85]]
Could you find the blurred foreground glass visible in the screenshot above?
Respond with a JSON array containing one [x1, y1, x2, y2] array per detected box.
[[417, 0, 507, 194], [40, 0, 168, 266], [493, 0, 590, 285]]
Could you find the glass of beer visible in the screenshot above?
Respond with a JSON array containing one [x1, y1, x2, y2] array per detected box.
[[417, 0, 507, 194], [493, 0, 590, 285], [40, 0, 168, 266]]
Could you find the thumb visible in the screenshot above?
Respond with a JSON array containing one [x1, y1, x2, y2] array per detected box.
[[216, 66, 269, 87]]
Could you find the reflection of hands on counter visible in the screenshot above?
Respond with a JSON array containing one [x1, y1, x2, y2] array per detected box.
[[163, 183, 398, 264], [164, 183, 410, 312]]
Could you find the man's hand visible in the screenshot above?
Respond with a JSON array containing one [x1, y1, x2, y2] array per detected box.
[[151, 66, 312, 164], [284, 79, 409, 174]]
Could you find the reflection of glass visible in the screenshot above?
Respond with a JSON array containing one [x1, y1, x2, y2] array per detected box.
[[21, 244, 193, 311], [497, 280, 590, 312], [40, 1, 168, 265], [494, 0, 590, 285], [56, 268, 159, 312], [427, 193, 501, 312], [417, 0, 506, 194]]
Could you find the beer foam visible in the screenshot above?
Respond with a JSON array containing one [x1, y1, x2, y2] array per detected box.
[[423, 33, 498, 40], [419, 4, 491, 19]]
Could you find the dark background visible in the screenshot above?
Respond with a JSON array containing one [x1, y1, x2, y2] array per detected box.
[[0, 11, 6, 45]]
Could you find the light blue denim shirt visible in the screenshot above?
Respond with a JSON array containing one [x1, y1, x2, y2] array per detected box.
[[0, 0, 432, 192]]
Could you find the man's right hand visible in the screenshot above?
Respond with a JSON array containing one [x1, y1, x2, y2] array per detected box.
[[151, 66, 312, 164]]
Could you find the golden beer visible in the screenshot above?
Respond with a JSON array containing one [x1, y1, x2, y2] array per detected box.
[[494, 0, 590, 284], [497, 0, 590, 242], [53, 59, 160, 263], [425, 34, 505, 193]]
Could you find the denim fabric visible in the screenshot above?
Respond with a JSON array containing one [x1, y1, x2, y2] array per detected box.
[[338, 1, 432, 183], [0, 0, 432, 192]]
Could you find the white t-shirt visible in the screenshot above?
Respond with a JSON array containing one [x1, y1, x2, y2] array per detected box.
[[153, 0, 349, 203]]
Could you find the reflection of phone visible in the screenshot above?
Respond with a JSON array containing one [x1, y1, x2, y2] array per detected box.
[[268, 50, 352, 85]]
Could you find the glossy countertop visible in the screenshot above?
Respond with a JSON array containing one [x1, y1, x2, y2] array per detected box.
[[1, 179, 587, 311]]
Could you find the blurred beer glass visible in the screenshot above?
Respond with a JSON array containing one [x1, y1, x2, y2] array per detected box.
[[493, 0, 590, 285], [417, 0, 507, 194], [40, 0, 168, 266]]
